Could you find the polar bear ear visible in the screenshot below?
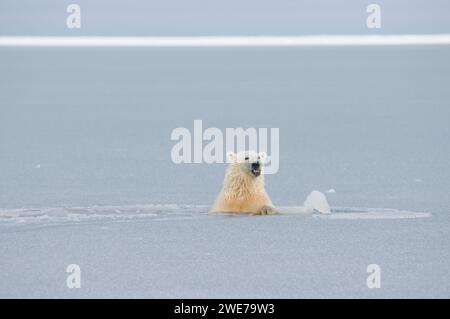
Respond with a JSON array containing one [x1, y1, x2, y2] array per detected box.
[[258, 152, 267, 161], [226, 151, 237, 163]]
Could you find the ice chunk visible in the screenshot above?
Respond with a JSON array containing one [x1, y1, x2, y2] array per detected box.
[[303, 190, 331, 214], [326, 188, 336, 194]]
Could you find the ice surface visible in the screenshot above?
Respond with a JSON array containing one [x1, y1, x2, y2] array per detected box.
[[1, 46, 449, 298], [314, 207, 431, 220], [0, 204, 430, 228], [0, 204, 209, 226], [0, 204, 439, 298]]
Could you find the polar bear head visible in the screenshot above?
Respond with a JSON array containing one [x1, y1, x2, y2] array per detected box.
[[226, 150, 267, 177]]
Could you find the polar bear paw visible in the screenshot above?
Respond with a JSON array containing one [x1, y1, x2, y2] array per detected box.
[[255, 205, 278, 215]]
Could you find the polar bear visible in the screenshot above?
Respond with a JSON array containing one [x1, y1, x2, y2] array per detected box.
[[211, 150, 277, 215]]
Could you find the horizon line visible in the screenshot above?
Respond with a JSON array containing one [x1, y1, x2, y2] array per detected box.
[[1, 34, 450, 47]]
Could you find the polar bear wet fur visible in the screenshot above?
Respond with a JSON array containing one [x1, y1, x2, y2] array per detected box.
[[211, 151, 277, 214]]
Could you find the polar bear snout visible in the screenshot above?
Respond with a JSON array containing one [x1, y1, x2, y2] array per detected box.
[[251, 162, 261, 177]]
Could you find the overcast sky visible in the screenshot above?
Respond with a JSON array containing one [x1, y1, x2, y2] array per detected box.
[[1, 0, 449, 36]]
